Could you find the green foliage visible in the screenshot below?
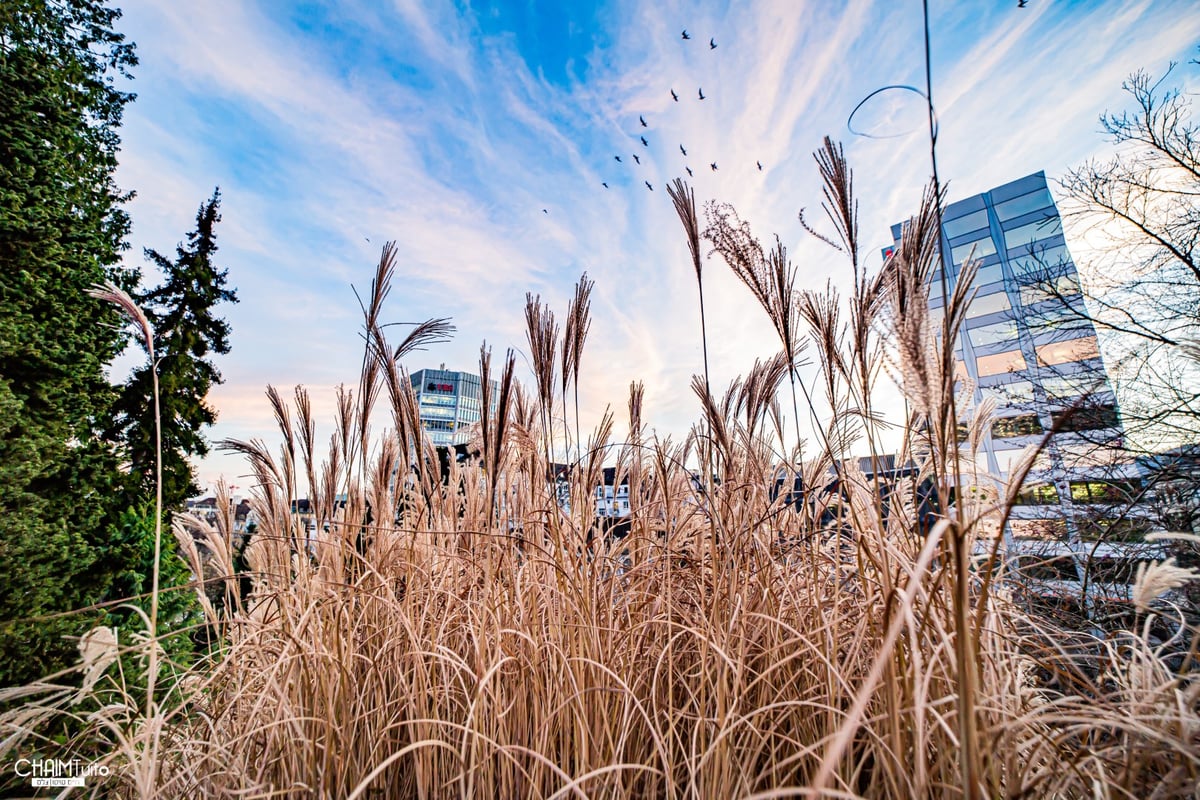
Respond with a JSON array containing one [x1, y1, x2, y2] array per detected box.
[[0, 0, 137, 685], [110, 190, 238, 512], [103, 506, 201, 664]]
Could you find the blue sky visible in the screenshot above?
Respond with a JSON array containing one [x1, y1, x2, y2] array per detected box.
[[110, 0, 1200, 495]]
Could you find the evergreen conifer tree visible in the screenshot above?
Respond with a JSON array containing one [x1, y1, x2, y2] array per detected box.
[[110, 190, 238, 512], [0, 0, 138, 684]]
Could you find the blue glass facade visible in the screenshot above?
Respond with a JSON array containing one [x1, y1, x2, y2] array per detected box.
[[892, 172, 1134, 546]]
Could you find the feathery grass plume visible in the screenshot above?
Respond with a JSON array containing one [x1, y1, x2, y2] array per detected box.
[[800, 136, 860, 282], [265, 385, 297, 509], [799, 284, 848, 410], [882, 183, 943, 421], [561, 272, 594, 464], [524, 292, 559, 456], [667, 179, 713, 402], [348, 244, 398, 480], [479, 344, 516, 530], [736, 352, 791, 441], [627, 379, 644, 447], [88, 281, 165, 727], [1133, 557, 1200, 612], [704, 202, 814, 460], [691, 374, 733, 483], [294, 386, 319, 524]]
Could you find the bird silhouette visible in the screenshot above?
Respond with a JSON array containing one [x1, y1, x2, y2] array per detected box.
[[698, 87, 705, 100], [632, 153, 641, 164], [681, 29, 690, 40], [614, 155, 622, 162], [364, 237, 371, 243], [757, 161, 763, 171], [640, 115, 647, 127], [602, 182, 609, 188], [709, 37, 717, 49], [1017, 0, 1026, 5], [543, 209, 548, 214], [671, 89, 679, 101], [710, 162, 718, 171], [680, 144, 687, 156], [685, 166, 693, 177], [641, 135, 648, 147], [645, 180, 653, 191]]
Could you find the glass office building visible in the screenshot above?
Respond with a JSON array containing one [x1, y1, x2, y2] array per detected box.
[[890, 171, 1144, 553], [409, 367, 496, 447]]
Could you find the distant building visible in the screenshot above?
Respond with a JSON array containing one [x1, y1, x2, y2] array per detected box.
[[409, 366, 497, 447], [186, 495, 253, 532]]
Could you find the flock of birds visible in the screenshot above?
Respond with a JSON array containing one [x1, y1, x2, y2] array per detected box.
[[600, 28, 762, 198], [542, 4, 1031, 213]]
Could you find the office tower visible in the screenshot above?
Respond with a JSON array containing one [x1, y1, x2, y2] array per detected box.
[[890, 172, 1155, 599], [409, 366, 496, 447]]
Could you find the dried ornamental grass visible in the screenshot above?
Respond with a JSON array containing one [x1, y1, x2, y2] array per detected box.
[[3, 162, 1197, 799]]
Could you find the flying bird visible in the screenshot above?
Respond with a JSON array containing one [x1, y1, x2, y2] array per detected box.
[[614, 155, 622, 162], [680, 144, 687, 156], [602, 182, 609, 188], [698, 87, 705, 100], [709, 37, 717, 49], [671, 88, 679, 101], [1017, 0, 1026, 5], [681, 29, 690, 40], [685, 166, 693, 177], [645, 181, 653, 191], [632, 153, 641, 164], [543, 209, 548, 214], [710, 162, 718, 171], [640, 115, 647, 127], [757, 161, 763, 171], [641, 135, 648, 147]]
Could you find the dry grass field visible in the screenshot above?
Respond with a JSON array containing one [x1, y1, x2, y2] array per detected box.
[[4, 157, 1197, 798]]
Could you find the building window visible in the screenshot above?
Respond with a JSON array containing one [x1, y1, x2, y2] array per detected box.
[[952, 235, 998, 265], [1036, 336, 1099, 366], [966, 290, 1011, 320], [1040, 373, 1104, 400], [1010, 244, 1070, 278], [972, 263, 1006, 288], [994, 189, 1054, 222], [421, 395, 456, 407], [422, 419, 455, 432], [1012, 483, 1059, 505], [1003, 216, 1063, 251], [976, 349, 1026, 377], [981, 380, 1034, 404], [1069, 479, 1142, 504], [1076, 517, 1151, 542], [968, 319, 1019, 347], [1016, 554, 1078, 580], [943, 209, 990, 239], [1025, 302, 1093, 337], [1050, 404, 1119, 433], [1019, 272, 1080, 307], [992, 414, 1044, 438]]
